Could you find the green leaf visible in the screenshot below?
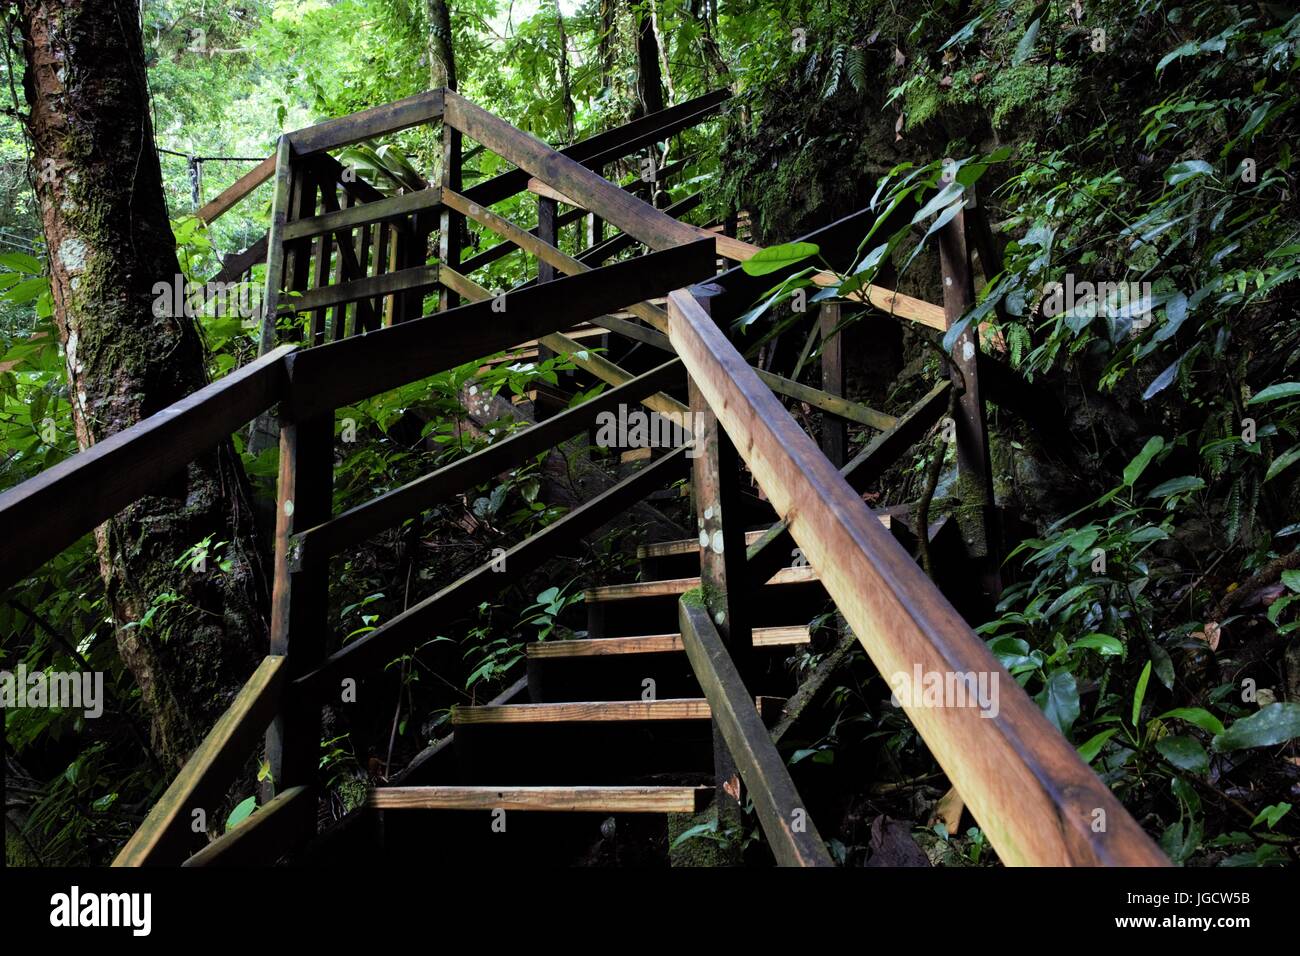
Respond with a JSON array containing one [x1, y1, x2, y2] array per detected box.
[[226, 795, 257, 830], [1158, 707, 1225, 736], [1142, 355, 1183, 400], [1074, 633, 1125, 657], [1132, 660, 1153, 727], [1147, 476, 1205, 498], [1013, 16, 1043, 65], [1155, 735, 1209, 773], [1250, 802, 1291, 830], [1035, 669, 1080, 735], [1213, 703, 1300, 751], [1248, 382, 1300, 404], [1266, 445, 1300, 482], [0, 251, 43, 274], [1165, 160, 1215, 186], [1280, 570, 1300, 594], [740, 242, 819, 276], [1076, 728, 1118, 763], [1123, 437, 1165, 486]]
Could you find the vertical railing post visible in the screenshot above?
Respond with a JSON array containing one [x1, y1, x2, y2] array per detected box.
[[818, 301, 846, 467], [686, 293, 752, 858], [535, 193, 559, 416], [438, 119, 463, 312], [265, 406, 334, 816], [937, 163, 1000, 602]]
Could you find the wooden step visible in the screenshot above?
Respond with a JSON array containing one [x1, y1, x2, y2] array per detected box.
[[369, 785, 711, 813], [584, 564, 817, 602], [452, 699, 710, 725], [637, 515, 891, 559], [526, 625, 811, 659]]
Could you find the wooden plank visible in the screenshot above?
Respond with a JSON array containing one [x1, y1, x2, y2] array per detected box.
[[283, 239, 713, 419], [583, 565, 817, 602], [442, 187, 671, 334], [281, 188, 441, 243], [369, 785, 711, 813], [527, 626, 811, 659], [744, 379, 950, 590], [286, 88, 444, 155], [284, 263, 439, 315], [666, 288, 1167, 867], [0, 345, 293, 588], [256, 137, 295, 357], [294, 448, 690, 696], [113, 656, 287, 866], [197, 155, 277, 225], [452, 699, 711, 724], [754, 368, 897, 431], [443, 91, 715, 255], [182, 786, 316, 867], [638, 521, 888, 558], [389, 676, 529, 785], [528, 177, 582, 207], [819, 302, 847, 466], [265, 413, 334, 796], [291, 359, 683, 565], [678, 603, 833, 867]]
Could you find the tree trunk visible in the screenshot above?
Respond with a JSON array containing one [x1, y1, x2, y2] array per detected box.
[[597, 0, 616, 93], [553, 0, 576, 143], [18, 0, 269, 771], [634, 0, 664, 117], [427, 0, 457, 90]]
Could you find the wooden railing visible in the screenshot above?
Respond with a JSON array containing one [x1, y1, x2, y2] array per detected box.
[[2, 88, 1171, 868]]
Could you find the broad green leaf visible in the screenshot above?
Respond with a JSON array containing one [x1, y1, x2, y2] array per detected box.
[[1123, 436, 1165, 486], [1035, 669, 1080, 735], [1076, 728, 1118, 763], [1156, 735, 1209, 773], [1248, 382, 1300, 404], [1165, 160, 1214, 186], [1158, 707, 1225, 736], [1148, 476, 1205, 498], [1213, 703, 1300, 751], [1074, 633, 1125, 657], [1250, 803, 1291, 830], [1281, 569, 1300, 593], [740, 242, 819, 276], [1142, 355, 1182, 400], [1013, 16, 1042, 65], [1266, 445, 1300, 482], [226, 795, 257, 830]]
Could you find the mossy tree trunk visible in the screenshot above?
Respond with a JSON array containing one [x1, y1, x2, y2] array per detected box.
[[18, 0, 269, 771]]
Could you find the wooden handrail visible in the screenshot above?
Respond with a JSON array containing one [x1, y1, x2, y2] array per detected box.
[[0, 344, 295, 588], [678, 602, 833, 867], [197, 155, 277, 225], [290, 358, 685, 566], [287, 89, 445, 155], [182, 785, 315, 867], [114, 656, 288, 866], [665, 288, 1168, 867], [282, 239, 714, 418]]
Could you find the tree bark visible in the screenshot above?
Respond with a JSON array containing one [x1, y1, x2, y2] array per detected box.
[[633, 0, 664, 117], [553, 0, 576, 143], [18, 0, 269, 771], [427, 0, 457, 90]]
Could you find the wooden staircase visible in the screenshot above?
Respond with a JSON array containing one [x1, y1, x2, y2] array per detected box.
[[0, 88, 1172, 868]]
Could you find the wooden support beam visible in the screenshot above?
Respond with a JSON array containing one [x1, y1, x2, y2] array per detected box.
[[666, 288, 1167, 867], [182, 786, 316, 867], [528, 177, 581, 207], [265, 413, 334, 801], [284, 239, 713, 418], [526, 626, 812, 658], [678, 603, 834, 867], [439, 120, 463, 312], [197, 155, 276, 225], [291, 359, 683, 565], [0, 345, 293, 588], [113, 657, 287, 866], [281, 188, 440, 243], [819, 302, 847, 466], [294, 448, 690, 697], [284, 263, 440, 315], [257, 137, 296, 357], [434, 263, 690, 419], [584, 566, 816, 602]]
